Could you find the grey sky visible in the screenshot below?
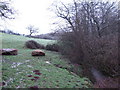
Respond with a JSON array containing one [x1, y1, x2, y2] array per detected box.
[[1, 0, 119, 35]]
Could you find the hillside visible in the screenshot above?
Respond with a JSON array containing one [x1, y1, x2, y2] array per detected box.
[[1, 33, 92, 88]]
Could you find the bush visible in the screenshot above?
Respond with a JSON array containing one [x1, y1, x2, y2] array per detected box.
[[86, 34, 118, 77], [59, 32, 119, 78], [58, 32, 84, 64], [25, 40, 45, 49], [46, 44, 59, 52]]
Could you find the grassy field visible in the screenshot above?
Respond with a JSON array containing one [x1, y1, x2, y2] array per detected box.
[[1, 33, 92, 88]]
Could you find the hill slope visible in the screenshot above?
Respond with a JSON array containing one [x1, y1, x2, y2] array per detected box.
[[1, 33, 92, 88]]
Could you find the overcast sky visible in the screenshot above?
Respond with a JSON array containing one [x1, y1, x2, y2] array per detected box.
[[1, 0, 119, 35]]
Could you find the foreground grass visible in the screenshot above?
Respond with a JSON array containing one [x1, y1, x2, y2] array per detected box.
[[1, 33, 92, 88]]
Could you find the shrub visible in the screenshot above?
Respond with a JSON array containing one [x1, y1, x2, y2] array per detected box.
[[86, 34, 118, 77], [59, 32, 119, 78], [58, 32, 84, 64], [46, 44, 59, 52], [25, 40, 45, 49]]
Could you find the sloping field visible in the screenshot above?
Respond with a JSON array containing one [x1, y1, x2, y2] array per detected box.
[[1, 33, 92, 88]]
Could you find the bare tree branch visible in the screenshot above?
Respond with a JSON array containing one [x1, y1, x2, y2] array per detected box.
[[0, 1, 15, 19]]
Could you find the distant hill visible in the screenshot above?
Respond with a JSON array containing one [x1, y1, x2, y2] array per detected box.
[[0, 29, 63, 40], [31, 32, 61, 40]]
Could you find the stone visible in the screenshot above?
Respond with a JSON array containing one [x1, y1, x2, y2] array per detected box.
[[32, 50, 45, 56], [0, 49, 18, 55]]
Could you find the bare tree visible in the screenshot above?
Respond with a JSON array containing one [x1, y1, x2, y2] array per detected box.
[[26, 25, 39, 37], [54, 0, 118, 37]]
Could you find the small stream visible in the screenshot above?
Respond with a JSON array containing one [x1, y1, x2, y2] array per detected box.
[[91, 67, 105, 81]]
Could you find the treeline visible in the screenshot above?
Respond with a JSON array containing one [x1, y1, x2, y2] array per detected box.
[[0, 30, 22, 36], [27, 32, 59, 40]]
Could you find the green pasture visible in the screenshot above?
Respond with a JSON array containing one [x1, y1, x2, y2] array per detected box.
[[1, 33, 92, 88]]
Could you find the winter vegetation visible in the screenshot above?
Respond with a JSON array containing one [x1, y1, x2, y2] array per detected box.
[[1, 0, 119, 89]]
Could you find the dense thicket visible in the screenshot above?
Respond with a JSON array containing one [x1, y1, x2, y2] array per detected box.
[[54, 0, 119, 78]]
